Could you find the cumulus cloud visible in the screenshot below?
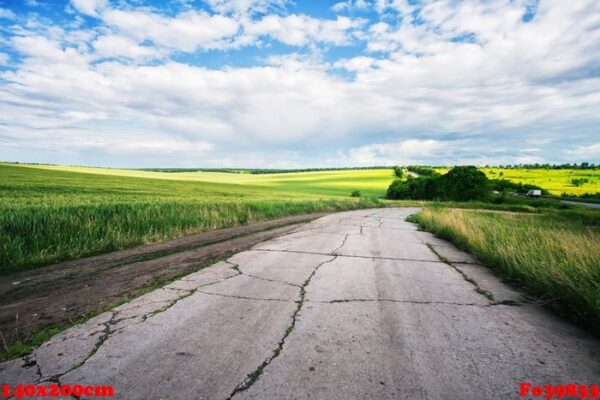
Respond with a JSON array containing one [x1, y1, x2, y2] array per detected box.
[[205, 0, 288, 15], [567, 143, 600, 158], [0, 7, 16, 19], [100, 9, 240, 52], [0, 0, 598, 167], [244, 15, 365, 46], [70, 0, 107, 17], [92, 35, 162, 60]]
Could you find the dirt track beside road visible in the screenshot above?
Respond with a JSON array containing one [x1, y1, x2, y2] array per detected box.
[[0, 213, 326, 344]]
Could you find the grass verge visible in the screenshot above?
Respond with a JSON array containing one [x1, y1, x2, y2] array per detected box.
[[409, 207, 600, 335]]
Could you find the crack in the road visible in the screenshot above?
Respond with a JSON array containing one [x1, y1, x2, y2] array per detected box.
[[243, 273, 302, 288], [321, 298, 486, 306], [332, 234, 350, 254], [195, 290, 295, 302], [426, 244, 497, 304], [223, 259, 301, 288], [252, 248, 445, 264], [35, 269, 247, 384], [227, 255, 337, 399]]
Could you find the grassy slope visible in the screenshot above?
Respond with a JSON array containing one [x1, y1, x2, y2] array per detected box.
[[411, 207, 600, 334], [1, 164, 396, 272], [25, 164, 396, 198]]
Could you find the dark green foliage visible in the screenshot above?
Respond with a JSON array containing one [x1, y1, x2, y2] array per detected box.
[[387, 176, 440, 200], [440, 166, 490, 201], [350, 190, 361, 197], [387, 166, 490, 201], [393, 166, 404, 178], [571, 178, 590, 187]]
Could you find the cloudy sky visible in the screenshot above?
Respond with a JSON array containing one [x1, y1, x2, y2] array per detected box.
[[0, 0, 599, 168]]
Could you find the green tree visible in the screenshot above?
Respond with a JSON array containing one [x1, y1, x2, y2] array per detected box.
[[393, 166, 404, 178], [441, 166, 490, 201]]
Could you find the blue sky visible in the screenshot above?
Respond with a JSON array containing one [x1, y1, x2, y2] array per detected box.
[[0, 0, 598, 167]]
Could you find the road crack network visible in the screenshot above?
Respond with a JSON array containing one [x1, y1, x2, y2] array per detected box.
[[226, 255, 337, 399]]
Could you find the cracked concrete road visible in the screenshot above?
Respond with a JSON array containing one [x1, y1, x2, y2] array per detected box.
[[1, 208, 599, 399]]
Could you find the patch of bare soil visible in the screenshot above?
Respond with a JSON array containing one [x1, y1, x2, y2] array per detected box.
[[0, 213, 325, 345]]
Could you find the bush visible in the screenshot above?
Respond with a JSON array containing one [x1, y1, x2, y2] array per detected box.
[[387, 166, 490, 202], [571, 178, 589, 187], [350, 190, 361, 197], [387, 177, 440, 200]]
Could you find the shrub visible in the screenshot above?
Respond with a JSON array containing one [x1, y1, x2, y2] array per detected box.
[[571, 178, 589, 187], [350, 190, 361, 197], [387, 176, 440, 200]]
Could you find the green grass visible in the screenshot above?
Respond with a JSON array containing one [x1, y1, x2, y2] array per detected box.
[[1, 163, 395, 273], [411, 207, 600, 334], [433, 167, 600, 196]]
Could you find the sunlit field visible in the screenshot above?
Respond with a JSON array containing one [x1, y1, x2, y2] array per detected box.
[[24, 164, 396, 198], [434, 167, 599, 196], [0, 163, 394, 272], [482, 168, 599, 196]]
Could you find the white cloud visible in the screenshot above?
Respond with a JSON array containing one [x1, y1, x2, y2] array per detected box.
[[0, 7, 16, 19], [567, 143, 600, 158], [70, 0, 107, 17], [345, 139, 448, 165], [334, 56, 376, 72], [1, 0, 599, 167], [206, 0, 288, 15], [92, 35, 162, 60], [245, 15, 365, 46], [0, 52, 9, 65], [101, 9, 239, 52], [332, 0, 370, 13]]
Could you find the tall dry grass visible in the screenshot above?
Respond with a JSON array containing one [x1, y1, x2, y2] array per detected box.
[[412, 207, 600, 333]]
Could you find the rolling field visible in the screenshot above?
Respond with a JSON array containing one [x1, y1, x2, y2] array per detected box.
[[23, 164, 396, 198], [434, 167, 599, 196], [3, 162, 598, 274], [483, 168, 599, 196], [0, 163, 395, 272]]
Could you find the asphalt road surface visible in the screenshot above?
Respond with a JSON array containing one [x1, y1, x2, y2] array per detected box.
[[2, 208, 599, 399], [560, 200, 600, 209]]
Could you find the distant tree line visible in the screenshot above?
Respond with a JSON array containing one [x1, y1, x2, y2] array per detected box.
[[140, 166, 397, 174], [489, 162, 597, 170]]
